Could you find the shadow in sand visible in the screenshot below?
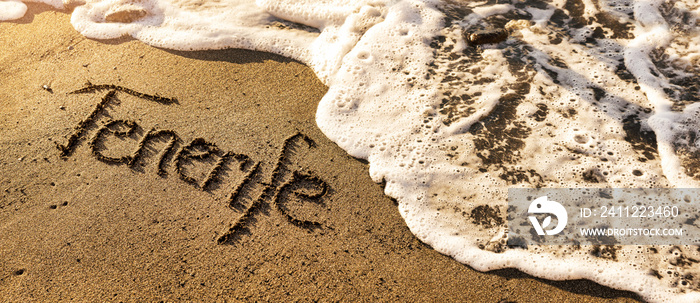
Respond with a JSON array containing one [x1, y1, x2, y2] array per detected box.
[[162, 48, 298, 66], [491, 267, 645, 302]]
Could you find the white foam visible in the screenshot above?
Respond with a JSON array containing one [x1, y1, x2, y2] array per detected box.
[[0, 0, 65, 20], [0, 0, 28, 21], [4, 0, 700, 301]]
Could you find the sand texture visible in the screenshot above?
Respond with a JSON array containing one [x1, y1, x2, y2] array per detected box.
[[0, 5, 642, 302]]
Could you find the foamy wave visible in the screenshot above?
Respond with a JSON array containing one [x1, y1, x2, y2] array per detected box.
[[0, 0, 28, 21], [4, 0, 700, 301]]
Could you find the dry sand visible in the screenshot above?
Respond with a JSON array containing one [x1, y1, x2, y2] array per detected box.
[[0, 5, 643, 302]]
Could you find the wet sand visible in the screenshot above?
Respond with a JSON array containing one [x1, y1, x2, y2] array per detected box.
[[0, 5, 643, 302]]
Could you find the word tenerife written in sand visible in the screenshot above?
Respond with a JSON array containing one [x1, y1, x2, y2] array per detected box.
[[56, 85, 330, 245]]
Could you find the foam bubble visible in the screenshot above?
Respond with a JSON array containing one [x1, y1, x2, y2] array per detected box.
[[0, 0, 28, 21]]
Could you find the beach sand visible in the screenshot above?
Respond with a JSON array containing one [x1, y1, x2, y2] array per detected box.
[[0, 5, 642, 302]]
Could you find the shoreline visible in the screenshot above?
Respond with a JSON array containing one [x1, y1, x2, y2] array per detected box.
[[0, 5, 642, 302]]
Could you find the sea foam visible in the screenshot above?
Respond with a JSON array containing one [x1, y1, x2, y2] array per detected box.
[[4, 0, 700, 301], [0, 0, 28, 21]]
